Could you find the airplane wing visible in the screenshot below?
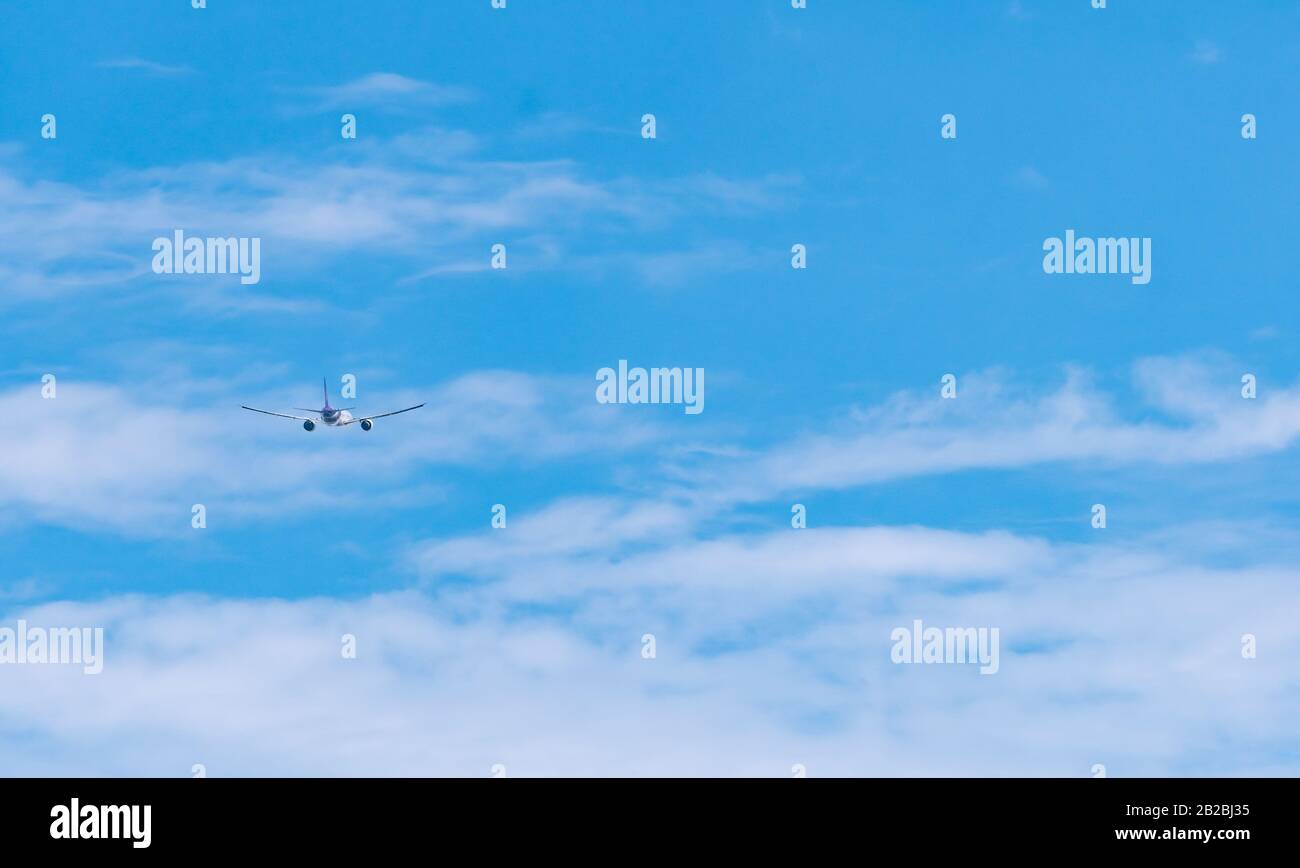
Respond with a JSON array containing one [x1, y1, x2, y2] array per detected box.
[[241, 405, 318, 422], [342, 403, 425, 424]]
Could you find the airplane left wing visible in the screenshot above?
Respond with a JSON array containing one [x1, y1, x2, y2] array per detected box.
[[342, 403, 426, 424]]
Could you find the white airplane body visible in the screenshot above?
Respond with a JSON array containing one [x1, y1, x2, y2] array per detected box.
[[242, 379, 424, 431]]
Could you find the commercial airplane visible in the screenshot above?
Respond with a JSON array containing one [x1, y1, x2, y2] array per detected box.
[[242, 379, 424, 431]]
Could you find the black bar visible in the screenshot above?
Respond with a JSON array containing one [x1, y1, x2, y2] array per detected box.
[[1, 778, 1281, 854]]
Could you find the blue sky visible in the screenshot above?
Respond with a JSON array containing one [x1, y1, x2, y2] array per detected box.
[[1, 0, 1298, 775]]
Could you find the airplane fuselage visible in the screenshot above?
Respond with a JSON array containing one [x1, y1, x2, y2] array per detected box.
[[302, 406, 357, 431], [319, 408, 353, 426]]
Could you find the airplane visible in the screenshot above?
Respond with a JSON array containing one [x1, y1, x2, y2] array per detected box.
[[242, 379, 424, 432]]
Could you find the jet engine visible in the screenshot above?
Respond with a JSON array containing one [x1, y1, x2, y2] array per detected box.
[[360, 419, 373, 431], [303, 420, 316, 431]]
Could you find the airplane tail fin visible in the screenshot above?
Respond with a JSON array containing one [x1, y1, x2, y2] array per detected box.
[[323, 377, 330, 410]]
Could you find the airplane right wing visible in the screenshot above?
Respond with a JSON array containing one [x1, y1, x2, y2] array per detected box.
[[241, 405, 318, 422]]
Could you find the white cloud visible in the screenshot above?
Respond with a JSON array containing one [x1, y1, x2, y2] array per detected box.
[[1, 522, 1295, 775]]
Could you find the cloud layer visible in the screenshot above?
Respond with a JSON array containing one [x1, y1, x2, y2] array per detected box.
[[2, 520, 1294, 776]]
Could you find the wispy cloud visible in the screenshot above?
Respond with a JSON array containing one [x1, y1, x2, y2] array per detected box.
[[1190, 40, 1222, 64], [1249, 325, 1280, 342], [1010, 165, 1049, 190], [7, 352, 1294, 541], [1005, 1, 1032, 21], [96, 57, 194, 77], [512, 111, 629, 142], [0, 129, 787, 301], [287, 72, 474, 113], [691, 355, 1300, 506]]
